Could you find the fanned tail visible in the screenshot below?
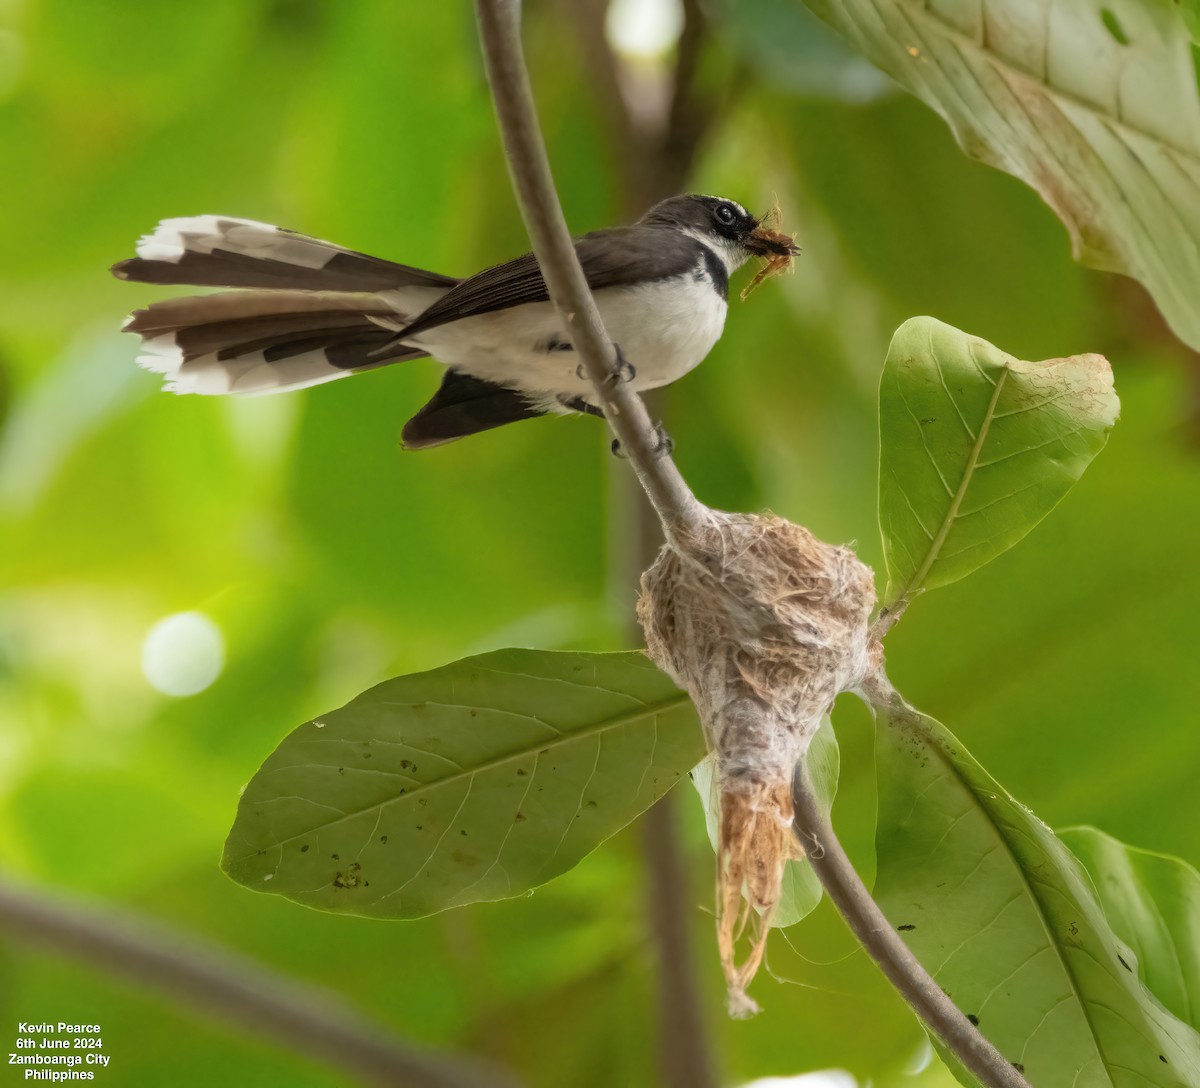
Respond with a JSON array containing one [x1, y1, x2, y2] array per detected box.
[[113, 216, 457, 396]]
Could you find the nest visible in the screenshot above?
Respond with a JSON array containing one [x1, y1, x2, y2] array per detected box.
[[638, 510, 874, 1015]]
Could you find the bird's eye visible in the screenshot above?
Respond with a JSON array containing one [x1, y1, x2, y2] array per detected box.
[[714, 203, 737, 226]]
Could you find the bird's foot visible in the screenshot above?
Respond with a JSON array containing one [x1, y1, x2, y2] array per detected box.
[[575, 347, 636, 387], [607, 347, 636, 387], [609, 422, 673, 460], [557, 393, 604, 418]]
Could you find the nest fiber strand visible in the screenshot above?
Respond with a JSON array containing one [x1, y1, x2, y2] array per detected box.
[[638, 511, 874, 1015]]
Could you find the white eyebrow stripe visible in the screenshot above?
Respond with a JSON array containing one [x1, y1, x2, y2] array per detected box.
[[711, 196, 747, 217]]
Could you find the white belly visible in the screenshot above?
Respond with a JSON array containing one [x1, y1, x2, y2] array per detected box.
[[405, 273, 728, 409]]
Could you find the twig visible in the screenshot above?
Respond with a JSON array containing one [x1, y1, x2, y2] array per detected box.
[[633, 484, 721, 1088], [0, 876, 513, 1088], [661, 0, 709, 195], [564, 1, 722, 1079], [481, 6, 718, 1083], [791, 760, 1031, 1088], [473, 4, 1031, 1085], [557, 0, 647, 211], [641, 794, 721, 1088], [473, 0, 706, 541], [869, 603, 905, 642], [557, 0, 713, 210]]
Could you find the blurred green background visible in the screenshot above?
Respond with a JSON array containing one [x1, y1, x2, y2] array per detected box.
[[1, 0, 1197, 1085]]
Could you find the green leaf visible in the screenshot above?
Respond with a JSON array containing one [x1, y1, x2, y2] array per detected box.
[[879, 317, 1117, 607], [223, 649, 704, 918], [1183, 0, 1200, 45], [873, 702, 1200, 1086], [689, 716, 839, 928], [801, 0, 1200, 351], [1061, 826, 1200, 1032]]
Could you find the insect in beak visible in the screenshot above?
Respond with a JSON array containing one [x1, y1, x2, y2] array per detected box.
[[741, 212, 801, 300]]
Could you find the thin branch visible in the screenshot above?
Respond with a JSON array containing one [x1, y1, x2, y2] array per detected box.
[[626, 422, 719, 1088], [474, 5, 1031, 1085], [556, 0, 647, 212], [0, 876, 513, 1088], [568, 1, 721, 1077], [660, 0, 709, 195], [791, 762, 1032, 1088], [556, 0, 714, 209], [480, 6, 718, 1083], [474, 0, 706, 541], [869, 603, 906, 642], [641, 794, 721, 1088]]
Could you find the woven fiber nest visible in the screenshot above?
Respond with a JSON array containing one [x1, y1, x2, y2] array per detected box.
[[638, 510, 875, 1015]]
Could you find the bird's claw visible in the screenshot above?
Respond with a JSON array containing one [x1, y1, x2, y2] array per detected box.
[[559, 393, 605, 418], [651, 421, 674, 457], [607, 347, 636, 387], [609, 422, 673, 460], [576, 347, 636, 388]]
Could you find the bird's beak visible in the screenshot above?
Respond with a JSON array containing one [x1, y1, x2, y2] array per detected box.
[[744, 224, 800, 258]]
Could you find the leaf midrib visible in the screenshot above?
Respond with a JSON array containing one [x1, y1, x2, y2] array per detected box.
[[898, 365, 1009, 601], [910, 717, 1116, 1085], [235, 692, 695, 855], [904, 0, 1200, 166]]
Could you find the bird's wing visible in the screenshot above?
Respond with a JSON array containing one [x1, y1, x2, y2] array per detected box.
[[396, 226, 702, 339], [401, 370, 545, 449]]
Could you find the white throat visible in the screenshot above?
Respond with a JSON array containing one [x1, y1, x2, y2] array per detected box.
[[679, 227, 750, 276]]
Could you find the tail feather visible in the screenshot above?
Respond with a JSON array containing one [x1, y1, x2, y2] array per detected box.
[[111, 216, 459, 294], [146, 329, 426, 397], [123, 289, 383, 333], [126, 294, 394, 359], [123, 288, 427, 397], [160, 340, 425, 397], [113, 216, 454, 399]]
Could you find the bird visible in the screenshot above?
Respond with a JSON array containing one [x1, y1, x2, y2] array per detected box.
[[112, 194, 798, 450]]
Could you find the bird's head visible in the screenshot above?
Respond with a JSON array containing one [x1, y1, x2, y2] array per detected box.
[[639, 193, 800, 273]]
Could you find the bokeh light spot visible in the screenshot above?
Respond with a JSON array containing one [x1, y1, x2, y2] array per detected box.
[[606, 0, 682, 57], [141, 611, 225, 697]]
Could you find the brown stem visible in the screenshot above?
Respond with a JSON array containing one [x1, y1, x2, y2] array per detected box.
[[641, 795, 721, 1088], [474, 0, 705, 541], [473, 4, 1031, 1085], [660, 0, 709, 195], [791, 761, 1031, 1088], [557, 0, 713, 210], [0, 876, 513, 1088], [556, 0, 648, 212]]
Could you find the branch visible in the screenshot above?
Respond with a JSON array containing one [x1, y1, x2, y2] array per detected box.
[[555, 0, 647, 212], [474, 3, 1030, 1084], [0, 875, 512, 1088], [557, 0, 711, 210], [641, 795, 720, 1088], [791, 759, 1031, 1088], [476, 13, 716, 1077], [661, 0, 709, 195], [474, 0, 706, 541]]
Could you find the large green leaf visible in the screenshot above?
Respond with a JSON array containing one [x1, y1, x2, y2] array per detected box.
[[879, 317, 1117, 607], [223, 649, 704, 917], [873, 701, 1200, 1086], [690, 715, 840, 928], [801, 0, 1200, 351], [1062, 826, 1200, 1032]]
